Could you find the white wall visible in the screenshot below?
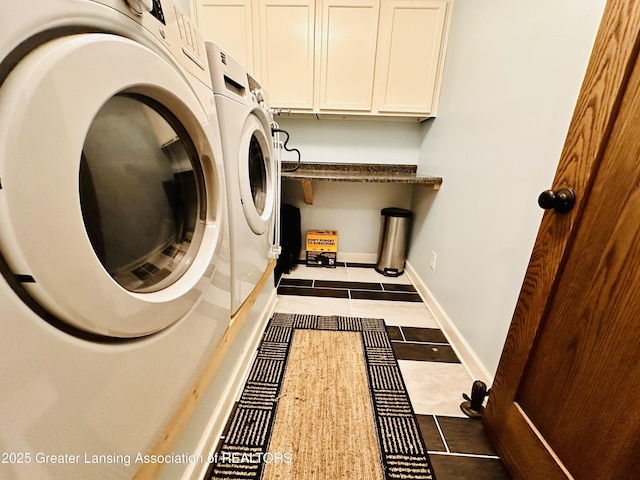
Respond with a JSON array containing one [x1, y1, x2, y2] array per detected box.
[[275, 117, 422, 165], [278, 117, 422, 257], [408, 0, 607, 377], [281, 180, 414, 257]]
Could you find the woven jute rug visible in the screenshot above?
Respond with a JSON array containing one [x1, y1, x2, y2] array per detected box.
[[207, 313, 436, 480]]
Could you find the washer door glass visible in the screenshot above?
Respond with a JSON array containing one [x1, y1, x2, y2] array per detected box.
[[80, 94, 203, 293], [248, 133, 267, 215], [238, 112, 274, 234]]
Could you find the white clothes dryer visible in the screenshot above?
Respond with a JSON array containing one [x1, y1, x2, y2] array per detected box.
[[206, 42, 279, 316], [0, 1, 230, 478]]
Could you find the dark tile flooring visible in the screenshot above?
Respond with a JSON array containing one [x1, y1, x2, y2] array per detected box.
[[274, 265, 511, 479], [418, 415, 511, 479], [278, 277, 423, 302], [387, 325, 461, 364]]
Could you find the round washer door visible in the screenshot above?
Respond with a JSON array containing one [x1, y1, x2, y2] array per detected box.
[[237, 110, 275, 235], [0, 34, 223, 338]]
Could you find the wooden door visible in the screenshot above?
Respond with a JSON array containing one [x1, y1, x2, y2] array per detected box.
[[483, 1, 640, 478]]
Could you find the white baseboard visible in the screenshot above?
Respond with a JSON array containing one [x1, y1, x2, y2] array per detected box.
[[298, 250, 378, 264], [337, 251, 378, 264], [405, 261, 493, 386]]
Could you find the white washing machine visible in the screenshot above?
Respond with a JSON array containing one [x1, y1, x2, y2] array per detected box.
[[206, 41, 279, 316], [0, 1, 231, 478]]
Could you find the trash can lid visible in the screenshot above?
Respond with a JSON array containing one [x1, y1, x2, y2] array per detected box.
[[381, 207, 413, 217]]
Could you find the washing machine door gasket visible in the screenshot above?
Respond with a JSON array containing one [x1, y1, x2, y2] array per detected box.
[[80, 92, 206, 294], [0, 33, 223, 338], [237, 110, 275, 235]]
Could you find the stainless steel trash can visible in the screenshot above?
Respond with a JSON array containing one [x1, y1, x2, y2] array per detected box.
[[375, 207, 412, 277]]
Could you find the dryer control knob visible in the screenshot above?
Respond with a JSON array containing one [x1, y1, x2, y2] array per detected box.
[[124, 0, 153, 15], [253, 88, 265, 104]]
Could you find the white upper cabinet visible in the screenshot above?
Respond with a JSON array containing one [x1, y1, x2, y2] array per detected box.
[[194, 0, 257, 74], [318, 0, 380, 111], [374, 0, 448, 115], [257, 0, 316, 109], [194, 0, 451, 118]]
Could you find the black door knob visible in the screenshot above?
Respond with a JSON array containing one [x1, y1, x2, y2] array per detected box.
[[538, 188, 576, 213]]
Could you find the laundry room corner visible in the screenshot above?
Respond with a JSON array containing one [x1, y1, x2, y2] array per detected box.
[[405, 0, 608, 378]]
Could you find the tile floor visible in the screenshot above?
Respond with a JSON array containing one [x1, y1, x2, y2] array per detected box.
[[275, 263, 511, 480]]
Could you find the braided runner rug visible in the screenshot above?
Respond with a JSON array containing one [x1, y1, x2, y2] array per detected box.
[[207, 313, 436, 480]]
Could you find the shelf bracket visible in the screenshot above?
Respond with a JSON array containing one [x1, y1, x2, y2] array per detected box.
[[301, 179, 314, 205]]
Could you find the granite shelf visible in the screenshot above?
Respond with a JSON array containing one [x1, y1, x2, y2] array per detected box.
[[280, 162, 442, 204]]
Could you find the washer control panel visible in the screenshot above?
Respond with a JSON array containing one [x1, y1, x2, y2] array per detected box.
[[149, 0, 166, 24], [124, 0, 154, 16], [92, 0, 212, 87]]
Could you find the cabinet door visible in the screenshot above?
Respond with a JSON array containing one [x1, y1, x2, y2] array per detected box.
[[194, 0, 256, 73], [374, 0, 448, 115], [318, 0, 381, 111], [258, 0, 316, 110]]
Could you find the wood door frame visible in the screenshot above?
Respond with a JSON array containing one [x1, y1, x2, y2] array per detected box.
[[483, 0, 640, 476]]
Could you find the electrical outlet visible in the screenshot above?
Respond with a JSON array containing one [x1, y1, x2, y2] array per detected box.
[[430, 251, 437, 270]]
